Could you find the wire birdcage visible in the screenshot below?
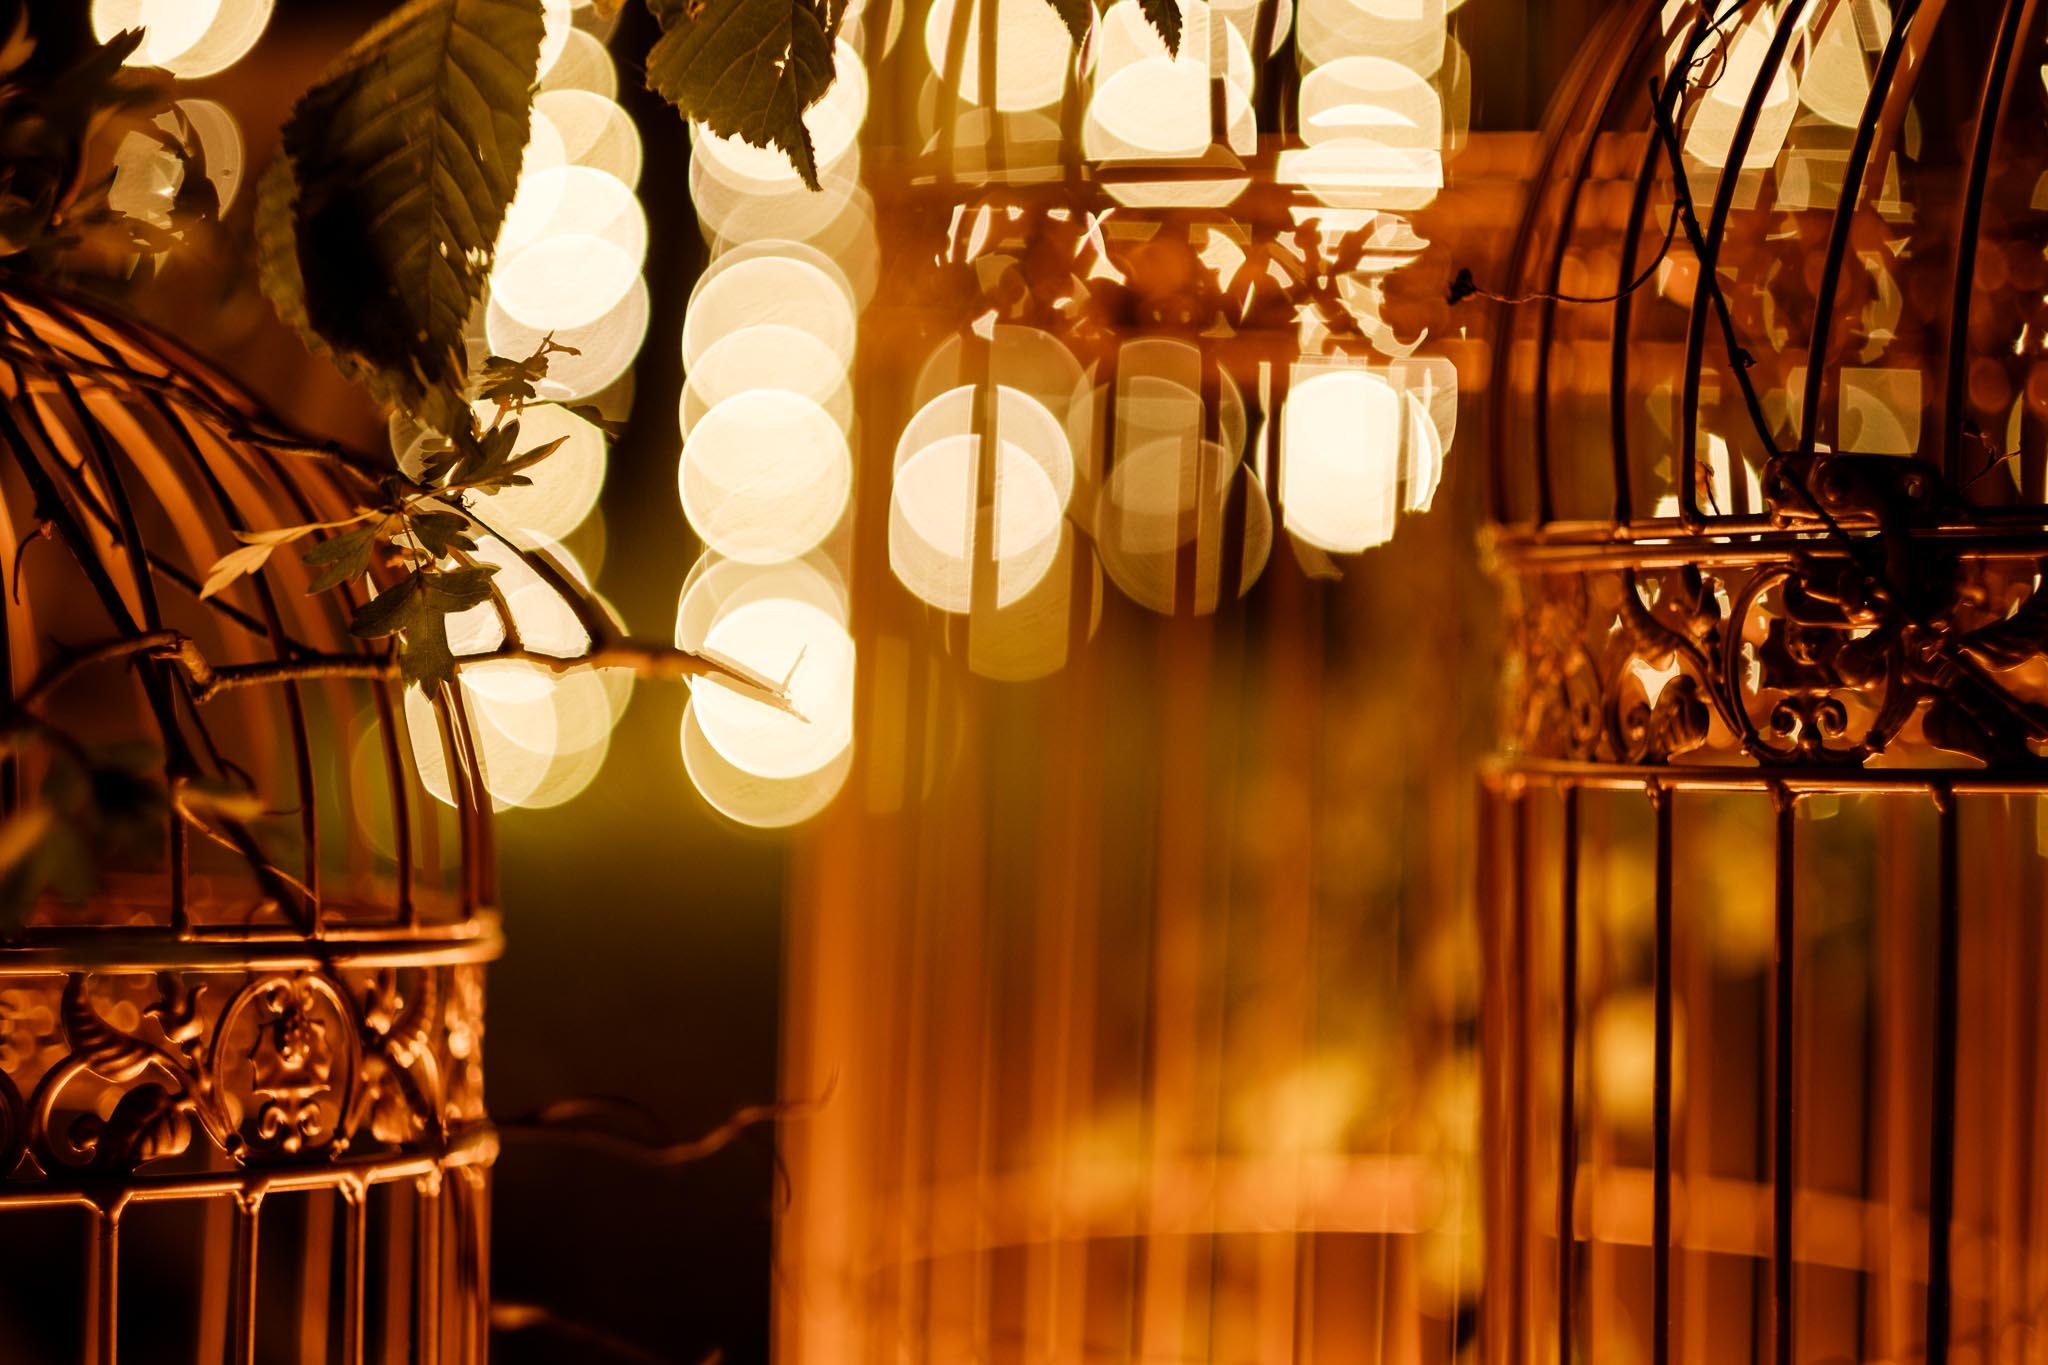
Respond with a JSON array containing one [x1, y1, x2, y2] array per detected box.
[[0, 276, 500, 1364], [1485, 0, 2048, 1361]]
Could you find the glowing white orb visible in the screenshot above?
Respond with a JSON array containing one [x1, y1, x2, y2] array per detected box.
[[681, 324, 853, 437], [538, 28, 618, 98], [463, 400, 607, 543], [889, 434, 1065, 612], [681, 701, 852, 828], [676, 559, 856, 781], [1095, 456, 1272, 615], [95, 0, 274, 78], [534, 89, 643, 188], [681, 247, 858, 373], [496, 164, 643, 260], [679, 391, 853, 563], [923, 0, 1074, 111], [537, 0, 573, 81], [486, 274, 650, 401], [165, 100, 245, 212], [1298, 56, 1443, 148], [1279, 368, 1409, 553]]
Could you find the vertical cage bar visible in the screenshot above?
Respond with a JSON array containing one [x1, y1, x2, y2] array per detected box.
[[1927, 789, 1960, 1363], [230, 1191, 262, 1365], [97, 1202, 120, 1365], [340, 1181, 366, 1365], [1557, 785, 1580, 1365], [1511, 785, 1532, 1360], [1651, 783, 1673, 1365], [416, 1173, 444, 1364], [1772, 787, 1795, 1365], [1478, 782, 1510, 1359]]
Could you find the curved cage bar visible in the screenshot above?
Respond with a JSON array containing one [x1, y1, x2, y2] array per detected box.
[[1483, 1, 2048, 1361], [0, 278, 502, 1362]]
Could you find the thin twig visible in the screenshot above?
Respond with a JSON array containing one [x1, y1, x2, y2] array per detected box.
[[497, 1089, 830, 1168], [490, 1301, 707, 1365], [16, 629, 182, 712], [159, 636, 804, 716]]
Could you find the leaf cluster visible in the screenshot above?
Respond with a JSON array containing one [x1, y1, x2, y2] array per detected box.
[[199, 335, 581, 694], [0, 6, 167, 263]]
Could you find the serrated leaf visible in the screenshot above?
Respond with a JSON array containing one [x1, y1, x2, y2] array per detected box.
[[408, 510, 479, 559], [351, 571, 427, 639], [1042, 0, 1094, 47], [277, 0, 546, 437], [257, 155, 421, 422], [1137, 0, 1181, 54], [423, 566, 499, 613], [398, 567, 500, 692], [302, 525, 380, 594], [400, 609, 458, 692], [645, 0, 838, 190], [200, 541, 276, 598]]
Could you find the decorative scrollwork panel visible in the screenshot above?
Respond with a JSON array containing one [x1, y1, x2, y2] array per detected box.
[[0, 955, 487, 1187], [1505, 548, 2048, 769]]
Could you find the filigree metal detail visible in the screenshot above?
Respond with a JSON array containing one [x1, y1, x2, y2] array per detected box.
[[1507, 548, 2048, 769], [0, 958, 489, 1186]]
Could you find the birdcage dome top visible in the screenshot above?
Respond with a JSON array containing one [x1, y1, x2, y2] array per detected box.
[[1488, 0, 2048, 536], [0, 278, 487, 939]]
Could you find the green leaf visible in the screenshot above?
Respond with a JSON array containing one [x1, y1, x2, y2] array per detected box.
[[400, 567, 501, 692], [1137, 0, 1181, 54], [302, 525, 380, 594], [354, 566, 499, 692], [275, 0, 547, 437], [1041, 0, 1093, 47], [399, 608, 458, 692], [350, 571, 428, 639], [422, 566, 500, 614], [645, 0, 839, 190], [475, 337, 576, 404], [408, 509, 479, 559]]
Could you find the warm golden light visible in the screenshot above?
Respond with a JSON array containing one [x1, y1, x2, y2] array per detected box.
[[680, 700, 853, 828], [538, 26, 618, 98], [1679, 1, 1798, 171], [888, 385, 1071, 611]]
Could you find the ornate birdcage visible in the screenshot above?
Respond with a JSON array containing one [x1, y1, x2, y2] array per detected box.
[[0, 277, 499, 1363], [1483, 0, 2048, 1360]]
